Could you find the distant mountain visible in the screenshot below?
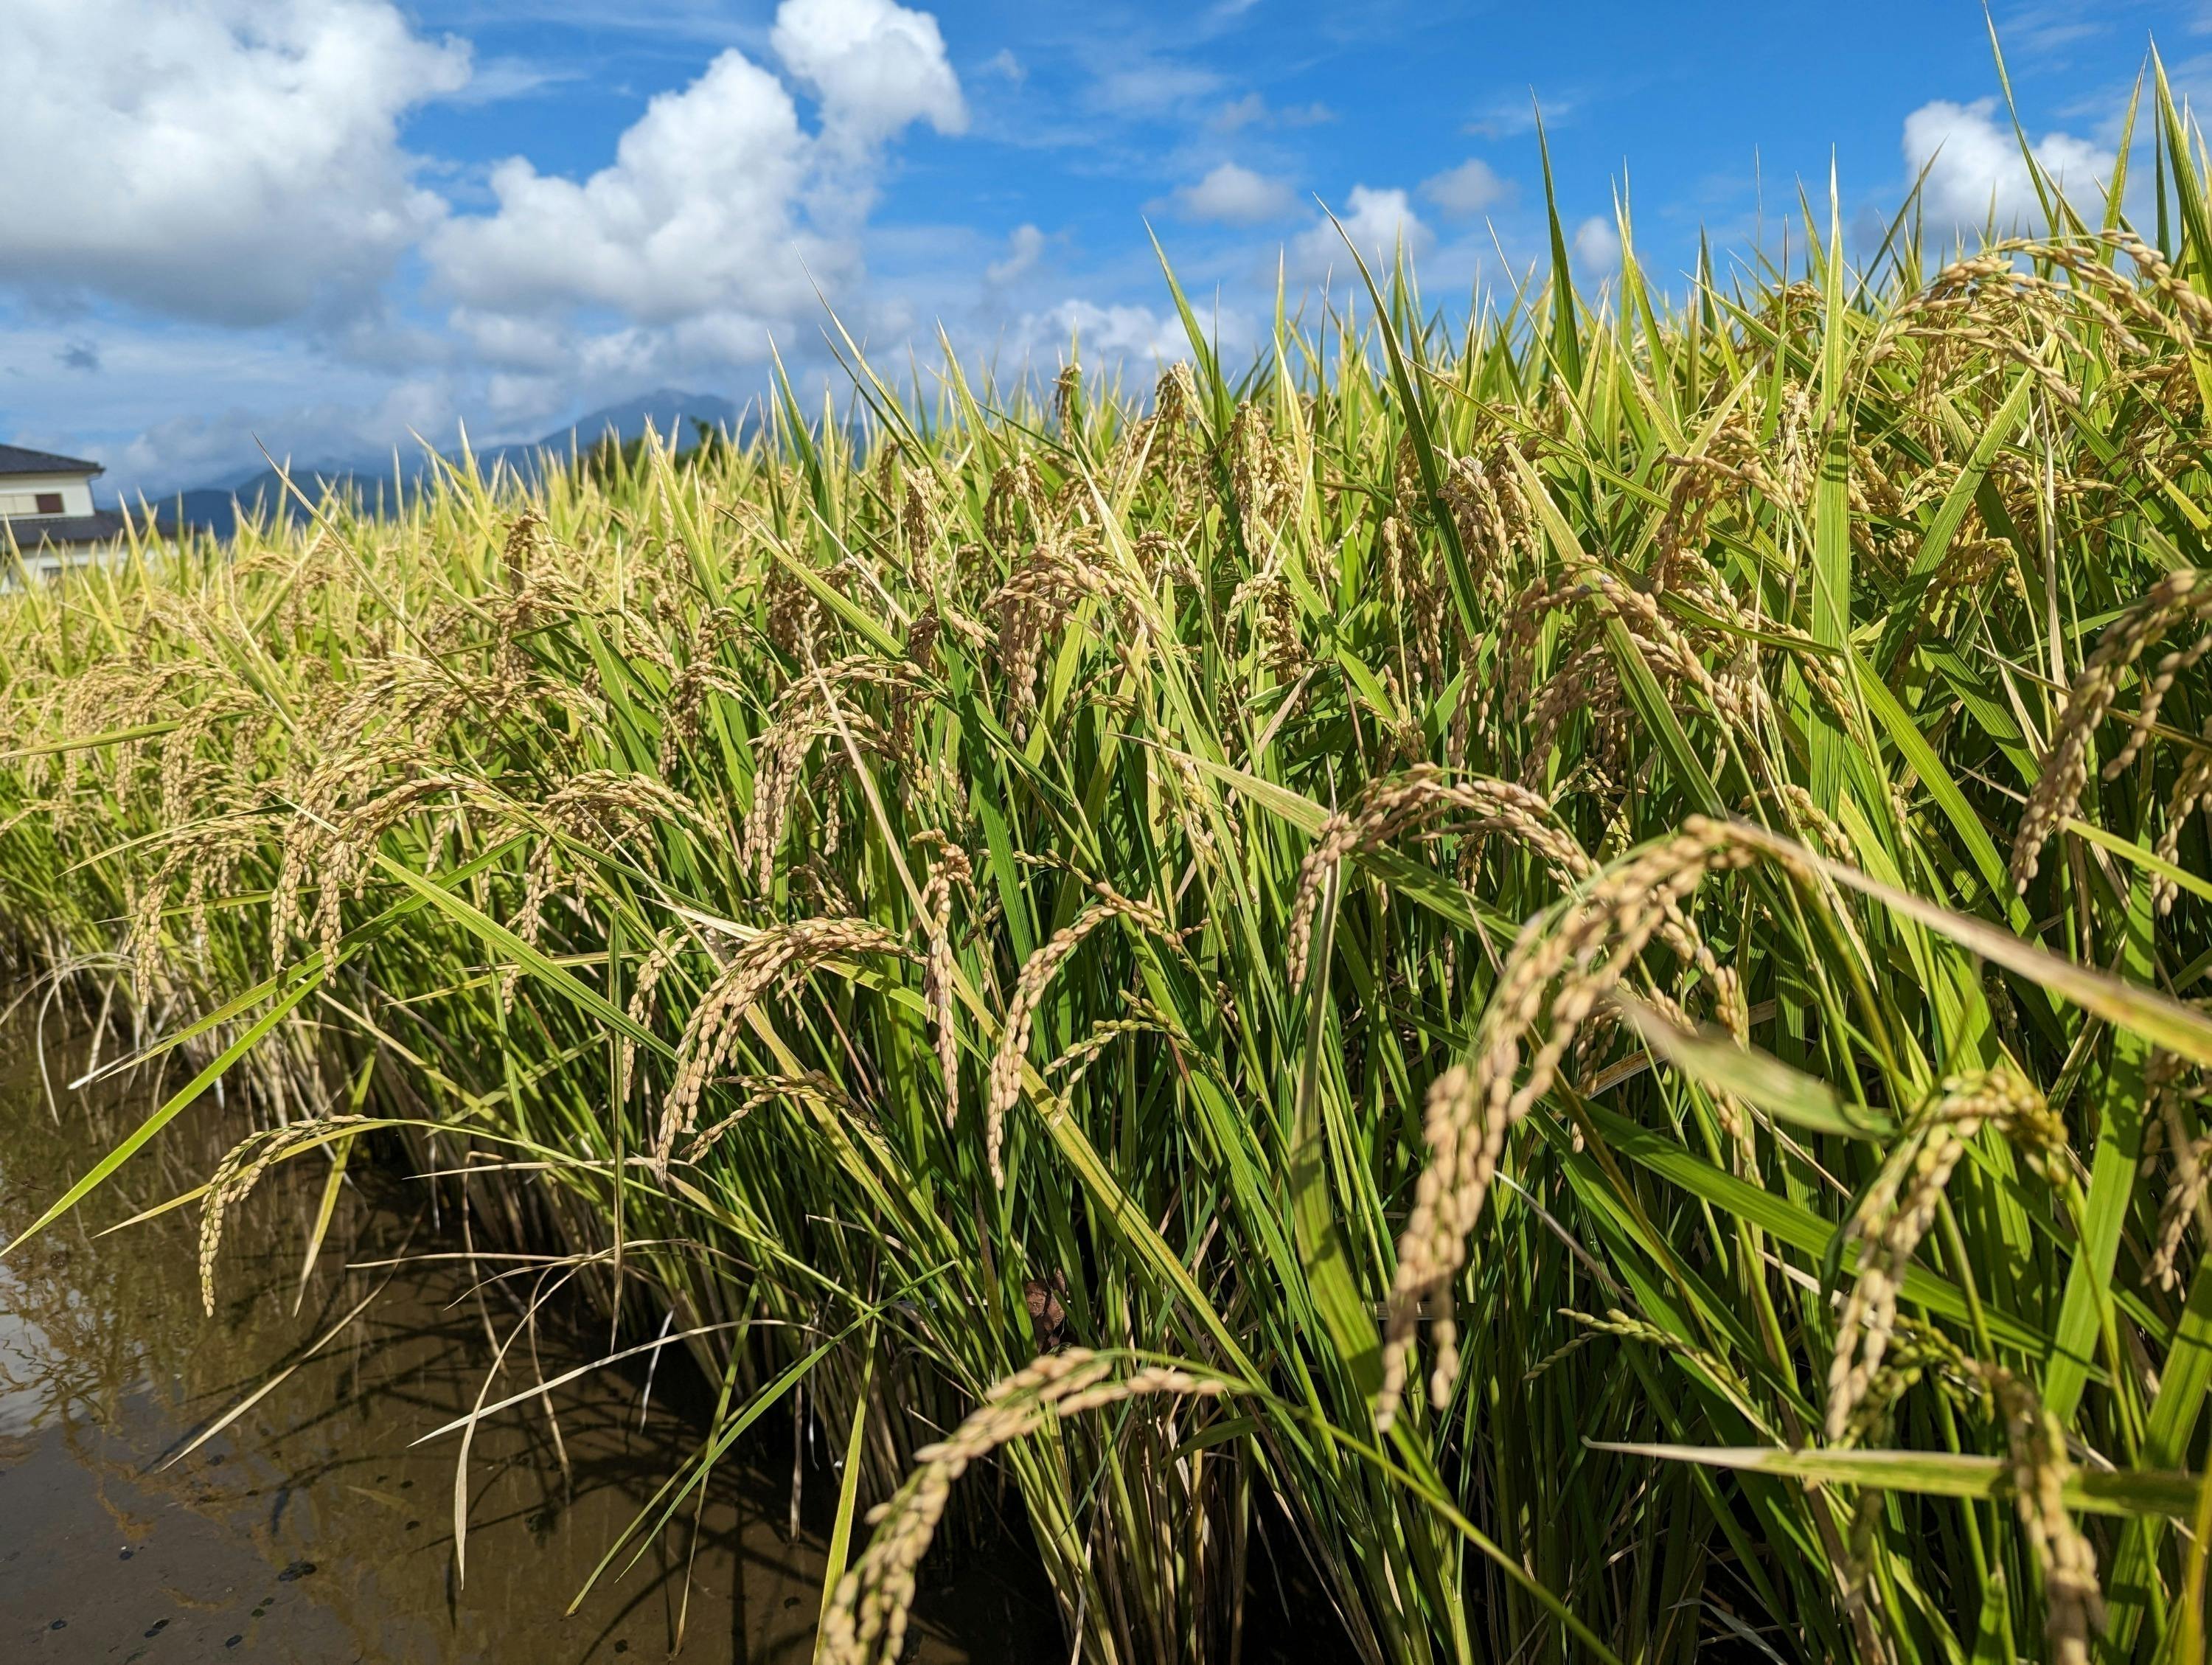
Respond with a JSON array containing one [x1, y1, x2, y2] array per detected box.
[[534, 389, 748, 456], [143, 389, 749, 539]]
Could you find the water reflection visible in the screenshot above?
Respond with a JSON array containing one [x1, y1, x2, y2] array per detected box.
[[0, 1009, 1052, 1661]]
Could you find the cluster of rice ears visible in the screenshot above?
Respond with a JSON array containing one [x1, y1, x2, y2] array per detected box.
[[15, 58, 2212, 1665]]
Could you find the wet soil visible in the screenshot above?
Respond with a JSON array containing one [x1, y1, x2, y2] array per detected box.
[[0, 1006, 1058, 1663]]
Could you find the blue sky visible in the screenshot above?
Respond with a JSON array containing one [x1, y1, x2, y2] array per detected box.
[[4, 0, 2208, 496]]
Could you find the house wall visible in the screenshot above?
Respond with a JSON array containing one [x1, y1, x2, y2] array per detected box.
[[3, 549, 71, 586], [0, 472, 97, 518]]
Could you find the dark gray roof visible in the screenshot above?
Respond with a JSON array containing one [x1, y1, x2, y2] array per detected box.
[[1, 509, 131, 549], [0, 442, 102, 478]]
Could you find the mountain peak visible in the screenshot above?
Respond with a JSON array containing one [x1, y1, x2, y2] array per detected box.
[[546, 389, 744, 449]]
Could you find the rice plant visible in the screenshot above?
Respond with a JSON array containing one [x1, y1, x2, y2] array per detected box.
[[8, 59, 2212, 1665]]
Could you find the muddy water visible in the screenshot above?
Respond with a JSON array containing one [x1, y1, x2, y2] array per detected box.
[[0, 1012, 1056, 1662]]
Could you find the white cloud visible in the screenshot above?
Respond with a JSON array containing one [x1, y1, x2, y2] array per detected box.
[[1021, 300, 1192, 364], [1466, 91, 1551, 139], [428, 49, 821, 335], [1209, 92, 1332, 132], [1995, 4, 2104, 56], [1571, 215, 1621, 274], [1175, 163, 1296, 225], [1422, 158, 1511, 218], [116, 378, 467, 490], [987, 224, 1047, 284], [771, 0, 967, 148], [1213, 93, 1268, 132], [0, 0, 469, 325], [1090, 58, 1220, 117], [1902, 97, 2115, 233], [438, 55, 582, 107], [425, 0, 965, 369], [1295, 187, 1433, 275]]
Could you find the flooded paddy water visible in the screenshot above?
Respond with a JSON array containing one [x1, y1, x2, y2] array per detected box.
[[0, 1006, 1057, 1663]]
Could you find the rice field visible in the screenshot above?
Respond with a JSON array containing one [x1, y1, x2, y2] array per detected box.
[[7, 69, 2212, 1664]]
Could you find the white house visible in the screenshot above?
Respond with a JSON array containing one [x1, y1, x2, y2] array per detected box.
[[0, 442, 133, 578]]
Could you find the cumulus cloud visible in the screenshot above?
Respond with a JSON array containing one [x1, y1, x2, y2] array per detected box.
[[1175, 163, 1296, 226], [1571, 215, 1621, 275], [1295, 187, 1433, 275], [428, 51, 821, 330], [1422, 158, 1512, 219], [1021, 300, 1194, 363], [1902, 97, 2115, 232], [987, 224, 1047, 285], [771, 0, 966, 147], [0, 0, 469, 325], [425, 0, 964, 369]]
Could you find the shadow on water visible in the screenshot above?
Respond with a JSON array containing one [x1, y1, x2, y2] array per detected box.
[[0, 1005, 1061, 1662]]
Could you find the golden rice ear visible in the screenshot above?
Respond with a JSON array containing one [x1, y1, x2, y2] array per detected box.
[[658, 917, 909, 1174], [2148, 1051, 2212, 1290], [984, 903, 1115, 1189], [2013, 569, 2212, 892], [199, 1116, 371, 1317], [1981, 1366, 2105, 1665], [914, 833, 973, 1127], [737, 655, 924, 889], [984, 883, 1172, 1188], [1823, 1068, 2056, 1442], [1287, 765, 1591, 991], [1377, 817, 1766, 1431], [818, 1351, 1230, 1665]]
